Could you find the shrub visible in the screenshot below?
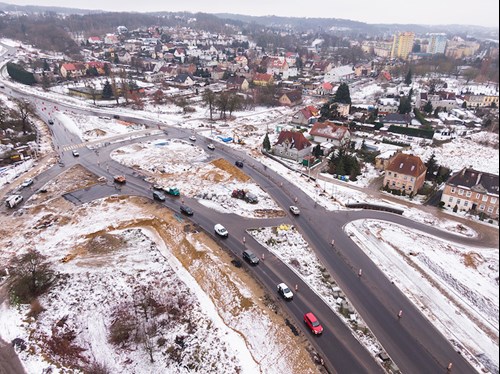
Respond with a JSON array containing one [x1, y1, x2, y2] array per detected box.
[[85, 361, 111, 374], [109, 308, 137, 346]]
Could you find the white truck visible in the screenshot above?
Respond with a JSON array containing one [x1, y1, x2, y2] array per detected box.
[[5, 194, 23, 208]]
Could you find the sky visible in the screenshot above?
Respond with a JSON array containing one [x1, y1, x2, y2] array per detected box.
[[3, 0, 500, 28]]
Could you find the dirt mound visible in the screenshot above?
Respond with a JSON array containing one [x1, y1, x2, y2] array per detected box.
[[210, 158, 250, 182]]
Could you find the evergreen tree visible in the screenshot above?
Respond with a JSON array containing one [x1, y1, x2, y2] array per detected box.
[[405, 69, 412, 85], [398, 97, 412, 114], [425, 153, 438, 180], [313, 144, 322, 158], [262, 133, 271, 151], [101, 80, 113, 100], [334, 83, 351, 104], [423, 101, 433, 114], [461, 101, 467, 109]]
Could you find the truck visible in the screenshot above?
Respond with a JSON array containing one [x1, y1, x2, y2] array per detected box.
[[6, 194, 23, 208]]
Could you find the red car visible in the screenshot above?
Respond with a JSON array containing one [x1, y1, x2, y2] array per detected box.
[[304, 312, 323, 335]]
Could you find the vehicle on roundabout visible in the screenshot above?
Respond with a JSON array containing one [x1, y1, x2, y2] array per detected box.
[[207, 143, 215, 150], [289, 205, 300, 215]]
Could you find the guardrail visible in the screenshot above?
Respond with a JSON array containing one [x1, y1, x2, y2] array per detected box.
[[345, 202, 404, 215]]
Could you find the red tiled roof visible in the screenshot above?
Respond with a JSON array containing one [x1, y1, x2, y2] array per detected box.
[[275, 130, 311, 151], [386, 153, 426, 177], [254, 73, 273, 82]]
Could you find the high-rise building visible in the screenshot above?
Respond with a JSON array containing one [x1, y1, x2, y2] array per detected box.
[[391, 32, 415, 60], [428, 33, 447, 54]]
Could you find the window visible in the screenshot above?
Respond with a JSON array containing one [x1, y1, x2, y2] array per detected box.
[[491, 197, 497, 204], [464, 201, 469, 207], [457, 199, 461, 205], [466, 191, 472, 197], [458, 189, 464, 195], [482, 195, 488, 202], [448, 197, 453, 203], [451, 187, 456, 193], [411, 177, 414, 182], [479, 204, 485, 211], [388, 171, 392, 176], [476, 193, 481, 199], [487, 206, 493, 213]]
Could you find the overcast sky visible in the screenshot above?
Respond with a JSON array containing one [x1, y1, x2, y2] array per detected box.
[[4, 0, 500, 28]]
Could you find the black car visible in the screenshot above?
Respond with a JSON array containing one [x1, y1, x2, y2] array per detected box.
[[153, 191, 166, 201], [235, 160, 244, 168], [180, 205, 193, 216], [243, 250, 259, 265]]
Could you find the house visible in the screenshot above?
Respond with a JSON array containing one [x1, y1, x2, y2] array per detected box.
[[291, 106, 320, 126], [383, 153, 427, 194], [172, 73, 195, 87], [378, 98, 399, 115], [87, 36, 102, 45], [382, 113, 412, 127], [104, 34, 119, 45], [309, 121, 351, 148], [315, 82, 334, 96], [60, 62, 86, 79], [174, 48, 186, 63], [324, 65, 355, 83], [226, 76, 249, 91], [234, 55, 248, 67], [253, 73, 274, 86], [272, 130, 312, 162], [278, 90, 303, 107], [85, 61, 106, 75], [441, 168, 499, 218], [211, 66, 226, 80], [463, 94, 499, 109]]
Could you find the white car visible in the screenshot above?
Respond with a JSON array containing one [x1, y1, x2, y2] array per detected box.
[[277, 283, 294, 300], [289, 205, 300, 215], [189, 135, 196, 141], [21, 178, 34, 188], [214, 224, 228, 237], [207, 143, 215, 150], [72, 150, 79, 157]]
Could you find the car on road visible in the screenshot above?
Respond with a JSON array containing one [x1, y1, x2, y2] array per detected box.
[[289, 205, 300, 215], [48, 119, 54, 125], [235, 160, 244, 168], [214, 224, 228, 237], [304, 312, 323, 335], [180, 205, 194, 216], [277, 283, 293, 300], [72, 150, 79, 157], [113, 115, 120, 119], [114, 175, 126, 184], [189, 135, 196, 141], [153, 191, 166, 201], [21, 178, 34, 188], [243, 250, 260, 265], [207, 143, 215, 150], [58, 160, 65, 167]]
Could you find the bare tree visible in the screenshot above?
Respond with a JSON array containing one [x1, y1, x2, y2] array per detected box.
[[14, 99, 34, 134], [202, 89, 217, 120]]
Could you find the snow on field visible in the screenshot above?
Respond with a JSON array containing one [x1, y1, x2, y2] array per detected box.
[[0, 196, 315, 374], [111, 140, 283, 218], [346, 219, 499, 373], [55, 112, 146, 142]]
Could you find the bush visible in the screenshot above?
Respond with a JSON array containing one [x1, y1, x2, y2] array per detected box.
[[85, 361, 111, 374], [109, 309, 137, 346]]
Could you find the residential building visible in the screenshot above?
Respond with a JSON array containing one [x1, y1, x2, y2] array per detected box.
[[463, 94, 499, 109], [315, 82, 334, 96], [309, 121, 351, 148], [377, 98, 399, 115], [391, 32, 415, 60], [291, 106, 320, 127], [383, 153, 427, 194], [272, 130, 312, 162], [428, 33, 447, 54], [278, 90, 303, 107], [382, 113, 412, 127], [441, 168, 499, 218], [226, 76, 249, 91], [324, 65, 355, 83], [253, 73, 274, 86]]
